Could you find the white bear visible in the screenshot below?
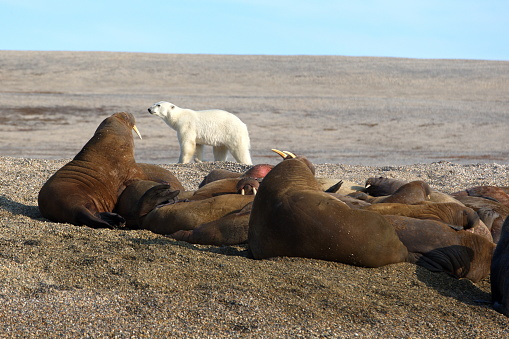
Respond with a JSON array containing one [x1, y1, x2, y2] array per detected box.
[[148, 101, 252, 165]]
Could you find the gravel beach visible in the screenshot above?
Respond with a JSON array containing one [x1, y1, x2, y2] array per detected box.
[[1, 51, 509, 337], [1, 157, 509, 337]]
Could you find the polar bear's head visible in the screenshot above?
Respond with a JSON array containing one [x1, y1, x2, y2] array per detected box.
[[148, 101, 177, 119]]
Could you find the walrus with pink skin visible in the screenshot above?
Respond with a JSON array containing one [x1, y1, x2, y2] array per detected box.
[[38, 112, 182, 228], [248, 150, 409, 267], [190, 164, 273, 200], [198, 164, 274, 188]]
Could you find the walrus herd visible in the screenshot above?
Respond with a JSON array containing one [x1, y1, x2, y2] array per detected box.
[[38, 112, 509, 317]]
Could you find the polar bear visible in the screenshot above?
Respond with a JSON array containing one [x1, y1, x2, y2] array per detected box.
[[148, 101, 252, 165]]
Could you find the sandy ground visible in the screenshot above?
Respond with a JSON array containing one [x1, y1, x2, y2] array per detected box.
[[1, 51, 509, 337]]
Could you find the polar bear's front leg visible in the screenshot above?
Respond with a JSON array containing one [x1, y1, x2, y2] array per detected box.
[[194, 144, 204, 163], [179, 140, 196, 164]]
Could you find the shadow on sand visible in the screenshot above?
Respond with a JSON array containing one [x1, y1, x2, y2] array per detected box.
[[0, 195, 42, 220], [415, 264, 492, 308], [126, 235, 250, 258]]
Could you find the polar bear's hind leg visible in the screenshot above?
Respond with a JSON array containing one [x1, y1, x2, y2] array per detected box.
[[229, 146, 252, 165]]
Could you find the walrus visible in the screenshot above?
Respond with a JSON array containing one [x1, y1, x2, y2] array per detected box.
[[452, 186, 509, 208], [454, 195, 509, 243], [38, 112, 181, 228], [114, 180, 169, 228], [191, 164, 274, 200], [365, 176, 462, 205], [189, 177, 261, 200], [198, 164, 274, 188], [248, 150, 409, 267], [363, 202, 480, 230], [385, 215, 495, 282], [491, 216, 509, 316], [170, 202, 253, 245], [365, 202, 493, 242], [350, 180, 432, 205], [365, 177, 408, 196], [134, 184, 254, 235]]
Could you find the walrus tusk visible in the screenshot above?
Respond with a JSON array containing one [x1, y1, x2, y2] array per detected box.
[[282, 151, 296, 158], [241, 188, 245, 196], [271, 149, 287, 158], [132, 125, 142, 139], [253, 187, 257, 195]]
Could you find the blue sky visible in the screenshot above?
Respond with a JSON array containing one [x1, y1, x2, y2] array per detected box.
[[1, 0, 508, 60]]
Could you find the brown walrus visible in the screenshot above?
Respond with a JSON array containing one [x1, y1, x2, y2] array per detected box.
[[350, 180, 432, 205], [452, 186, 509, 209], [364, 176, 462, 205], [38, 112, 182, 228], [170, 202, 253, 245], [385, 215, 495, 282], [247, 150, 409, 267], [364, 202, 493, 242], [491, 216, 509, 316], [365, 177, 407, 196], [363, 202, 480, 230], [114, 180, 166, 228], [454, 195, 509, 243], [134, 184, 254, 235]]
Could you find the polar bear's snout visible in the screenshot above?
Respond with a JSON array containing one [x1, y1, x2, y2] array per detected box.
[[148, 104, 159, 115]]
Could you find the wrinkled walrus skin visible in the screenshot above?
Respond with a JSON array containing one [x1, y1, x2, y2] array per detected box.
[[248, 156, 409, 268], [38, 112, 182, 228]]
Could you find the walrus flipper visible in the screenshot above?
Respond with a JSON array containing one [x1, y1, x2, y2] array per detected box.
[[74, 208, 126, 229], [136, 184, 181, 221], [98, 212, 126, 229], [325, 180, 343, 193]]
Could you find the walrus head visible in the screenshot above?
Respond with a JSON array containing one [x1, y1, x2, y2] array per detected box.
[[254, 149, 320, 197], [272, 149, 315, 176], [236, 177, 262, 195], [96, 112, 142, 139], [116, 112, 142, 139]]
